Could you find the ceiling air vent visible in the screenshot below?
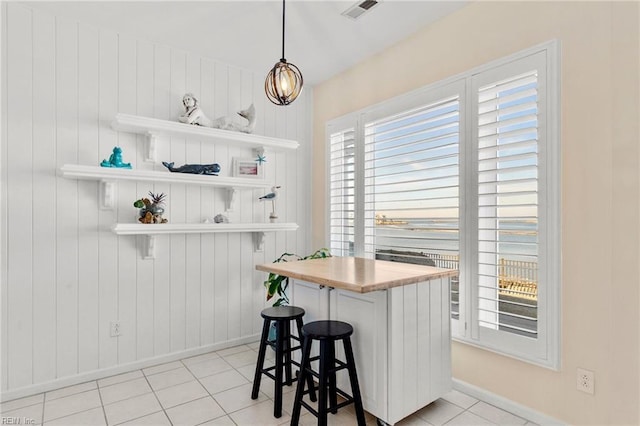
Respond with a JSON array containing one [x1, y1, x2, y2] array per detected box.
[[342, 0, 379, 20]]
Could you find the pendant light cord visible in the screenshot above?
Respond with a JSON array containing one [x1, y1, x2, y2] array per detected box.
[[281, 0, 286, 61]]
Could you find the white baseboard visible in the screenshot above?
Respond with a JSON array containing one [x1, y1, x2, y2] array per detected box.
[[452, 379, 565, 426], [0, 334, 260, 403]]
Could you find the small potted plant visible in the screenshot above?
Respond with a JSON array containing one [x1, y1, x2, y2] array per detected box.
[[134, 191, 168, 224], [263, 248, 331, 342], [264, 248, 331, 306]]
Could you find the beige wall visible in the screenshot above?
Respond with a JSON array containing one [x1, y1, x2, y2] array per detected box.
[[312, 2, 639, 424]]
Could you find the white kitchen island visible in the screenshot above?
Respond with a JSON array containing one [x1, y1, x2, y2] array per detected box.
[[256, 256, 458, 425]]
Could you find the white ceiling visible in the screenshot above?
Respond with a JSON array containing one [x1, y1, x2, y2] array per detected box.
[[25, 0, 469, 86]]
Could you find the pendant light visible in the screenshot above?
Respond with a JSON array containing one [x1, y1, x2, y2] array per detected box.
[[265, 0, 303, 106]]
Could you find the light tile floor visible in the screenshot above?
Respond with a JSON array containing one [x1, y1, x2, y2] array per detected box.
[[0, 342, 538, 426]]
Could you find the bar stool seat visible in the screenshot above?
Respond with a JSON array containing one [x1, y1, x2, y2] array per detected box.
[[291, 320, 366, 426], [251, 305, 316, 418], [261, 305, 305, 320], [301, 320, 354, 340]]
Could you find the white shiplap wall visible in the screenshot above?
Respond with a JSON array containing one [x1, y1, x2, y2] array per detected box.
[[0, 3, 311, 399]]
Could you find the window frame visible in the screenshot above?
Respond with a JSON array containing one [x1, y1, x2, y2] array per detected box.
[[325, 40, 561, 369]]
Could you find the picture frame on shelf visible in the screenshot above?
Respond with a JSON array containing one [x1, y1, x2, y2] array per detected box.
[[233, 157, 263, 178]]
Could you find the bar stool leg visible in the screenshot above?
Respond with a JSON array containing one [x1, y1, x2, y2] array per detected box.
[[274, 320, 286, 418], [318, 341, 329, 426], [284, 321, 293, 386], [251, 319, 271, 400], [290, 336, 312, 426], [327, 340, 338, 414], [295, 318, 316, 402], [343, 337, 366, 426]]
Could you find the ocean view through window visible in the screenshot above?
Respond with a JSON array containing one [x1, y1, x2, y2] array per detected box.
[[327, 42, 560, 368], [363, 96, 462, 320]]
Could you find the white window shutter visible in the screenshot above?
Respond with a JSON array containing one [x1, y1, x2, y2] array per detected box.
[[329, 126, 357, 257], [363, 93, 462, 319], [470, 50, 556, 363], [363, 96, 460, 256], [477, 69, 539, 335], [325, 42, 560, 368]]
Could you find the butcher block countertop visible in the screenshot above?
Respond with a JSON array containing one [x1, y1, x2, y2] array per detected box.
[[256, 256, 458, 293]]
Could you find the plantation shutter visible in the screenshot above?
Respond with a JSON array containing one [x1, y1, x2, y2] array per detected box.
[[362, 83, 463, 320], [470, 50, 553, 360], [325, 43, 559, 368], [329, 126, 357, 257]]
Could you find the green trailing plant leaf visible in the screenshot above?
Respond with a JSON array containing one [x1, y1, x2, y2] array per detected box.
[[263, 248, 332, 306], [267, 275, 286, 301]]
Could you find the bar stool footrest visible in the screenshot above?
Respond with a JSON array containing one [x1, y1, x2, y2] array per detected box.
[[334, 387, 355, 403], [303, 363, 349, 379], [300, 400, 318, 417], [265, 340, 302, 354], [260, 360, 300, 383], [297, 388, 355, 419], [335, 398, 355, 411]]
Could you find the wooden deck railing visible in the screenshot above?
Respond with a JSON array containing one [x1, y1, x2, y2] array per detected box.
[[374, 250, 539, 300], [426, 254, 538, 301], [498, 258, 538, 300]]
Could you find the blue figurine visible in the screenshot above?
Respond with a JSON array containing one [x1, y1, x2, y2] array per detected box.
[[162, 161, 221, 175], [100, 146, 132, 169]]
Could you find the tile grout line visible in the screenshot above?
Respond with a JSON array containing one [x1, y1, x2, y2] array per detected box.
[[95, 379, 109, 426], [187, 358, 246, 423], [140, 367, 174, 426], [40, 388, 103, 424], [7, 344, 537, 426], [40, 393, 45, 426], [164, 357, 242, 425]]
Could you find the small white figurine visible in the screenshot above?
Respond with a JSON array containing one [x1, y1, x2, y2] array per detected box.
[[259, 185, 281, 222], [211, 103, 256, 134], [203, 213, 230, 224], [178, 93, 212, 127], [213, 213, 229, 223], [178, 93, 256, 134]]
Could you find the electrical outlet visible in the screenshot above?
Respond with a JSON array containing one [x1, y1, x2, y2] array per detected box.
[[577, 368, 594, 394], [110, 321, 121, 337]]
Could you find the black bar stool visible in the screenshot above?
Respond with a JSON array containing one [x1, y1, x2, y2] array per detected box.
[[251, 306, 317, 418], [290, 320, 366, 426]]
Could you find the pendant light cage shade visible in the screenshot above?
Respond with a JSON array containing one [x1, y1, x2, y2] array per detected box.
[[265, 59, 303, 106]]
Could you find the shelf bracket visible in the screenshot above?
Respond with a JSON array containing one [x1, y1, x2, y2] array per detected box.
[[145, 132, 157, 162], [142, 235, 156, 260], [225, 188, 237, 212], [99, 180, 116, 210], [253, 232, 265, 252]]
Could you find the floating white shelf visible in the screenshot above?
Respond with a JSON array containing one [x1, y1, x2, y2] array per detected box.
[[112, 222, 299, 258], [111, 113, 299, 161], [65, 114, 298, 259], [112, 222, 298, 235], [60, 164, 272, 210]]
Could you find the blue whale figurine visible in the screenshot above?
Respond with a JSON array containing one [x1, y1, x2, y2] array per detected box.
[[162, 161, 220, 175]]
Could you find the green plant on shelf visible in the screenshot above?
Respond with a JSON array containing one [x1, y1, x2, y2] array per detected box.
[[264, 248, 331, 307], [133, 191, 168, 224]]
